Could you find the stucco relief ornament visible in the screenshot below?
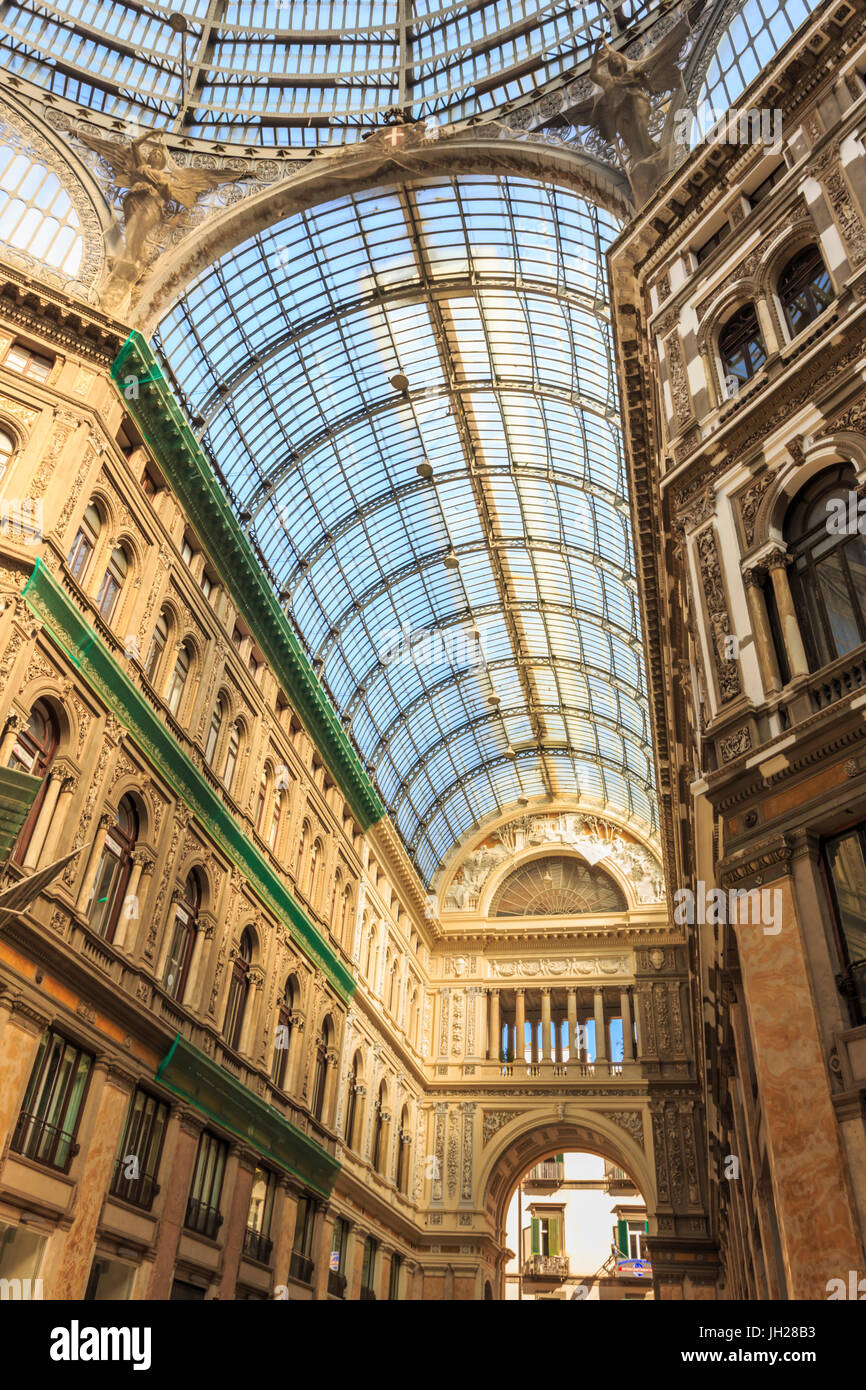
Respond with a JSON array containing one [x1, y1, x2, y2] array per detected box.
[[74, 129, 245, 313]]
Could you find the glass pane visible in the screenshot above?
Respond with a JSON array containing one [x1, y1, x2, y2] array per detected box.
[[817, 550, 861, 657], [827, 832, 866, 964]]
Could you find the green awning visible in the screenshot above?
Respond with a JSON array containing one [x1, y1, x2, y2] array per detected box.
[[156, 1034, 339, 1199], [0, 766, 41, 864]]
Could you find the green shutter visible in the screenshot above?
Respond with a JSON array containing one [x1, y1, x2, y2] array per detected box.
[[616, 1218, 629, 1258], [530, 1217, 540, 1254], [548, 1218, 561, 1257]]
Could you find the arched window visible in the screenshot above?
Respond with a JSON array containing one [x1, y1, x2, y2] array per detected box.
[[268, 789, 282, 850], [162, 871, 202, 1002], [296, 819, 309, 878], [88, 794, 138, 942], [785, 465, 866, 668], [719, 303, 766, 385], [365, 925, 379, 984], [67, 502, 100, 584], [204, 696, 225, 765], [387, 957, 398, 1014], [166, 642, 191, 716], [8, 699, 59, 863], [223, 722, 240, 790], [396, 1105, 410, 1194], [344, 1051, 361, 1148], [0, 427, 14, 479], [779, 245, 833, 336], [307, 838, 322, 902], [272, 976, 296, 1090], [144, 610, 169, 682], [96, 545, 129, 622], [255, 772, 268, 832], [371, 1081, 388, 1175], [409, 988, 419, 1048], [311, 1016, 332, 1123], [224, 929, 253, 1052], [340, 885, 353, 949]]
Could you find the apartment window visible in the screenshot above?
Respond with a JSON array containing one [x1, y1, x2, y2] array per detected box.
[[95, 545, 129, 623], [310, 1017, 332, 1123], [162, 870, 201, 1002], [627, 1222, 646, 1260], [181, 539, 194, 566], [204, 696, 225, 765], [67, 502, 101, 583], [3, 343, 52, 381], [200, 571, 213, 600], [290, 1196, 315, 1284], [84, 1256, 136, 1300], [0, 426, 14, 479], [360, 1236, 377, 1300], [528, 1212, 563, 1257], [223, 929, 252, 1051], [11, 1029, 93, 1171], [785, 465, 866, 668], [88, 794, 138, 942], [8, 699, 59, 864], [719, 303, 766, 385], [329, 1217, 349, 1298], [166, 642, 191, 716], [223, 722, 240, 791], [344, 1053, 360, 1148], [695, 224, 727, 264], [244, 1167, 277, 1264], [396, 1111, 411, 1194], [145, 610, 169, 682], [388, 1252, 403, 1300], [0, 1219, 46, 1291], [824, 825, 866, 1025], [747, 162, 784, 208], [142, 470, 160, 500], [271, 977, 296, 1090], [185, 1132, 227, 1240], [110, 1088, 169, 1211], [778, 245, 833, 336], [268, 791, 282, 850]]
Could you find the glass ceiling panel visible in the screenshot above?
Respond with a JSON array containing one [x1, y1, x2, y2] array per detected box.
[[155, 173, 657, 881], [0, 0, 651, 146]]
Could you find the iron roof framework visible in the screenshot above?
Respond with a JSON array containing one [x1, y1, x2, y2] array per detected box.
[[0, 0, 649, 146], [155, 173, 657, 883]]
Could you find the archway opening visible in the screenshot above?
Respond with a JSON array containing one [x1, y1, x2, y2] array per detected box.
[[504, 1150, 651, 1302]]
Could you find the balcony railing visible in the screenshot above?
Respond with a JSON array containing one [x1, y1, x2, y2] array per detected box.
[[523, 1254, 570, 1279], [499, 1060, 626, 1079], [110, 1160, 159, 1211], [809, 648, 866, 712], [184, 1197, 223, 1240], [525, 1161, 564, 1187], [289, 1252, 314, 1285], [328, 1270, 347, 1299], [243, 1227, 273, 1264], [359, 1285, 376, 1300], [10, 1113, 79, 1172], [837, 957, 866, 1027]]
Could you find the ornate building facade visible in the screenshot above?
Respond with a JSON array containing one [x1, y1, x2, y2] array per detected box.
[[0, 0, 862, 1302]]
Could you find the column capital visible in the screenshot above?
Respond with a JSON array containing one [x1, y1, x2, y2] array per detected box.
[[765, 547, 791, 571]]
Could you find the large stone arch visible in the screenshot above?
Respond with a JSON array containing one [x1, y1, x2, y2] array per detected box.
[[131, 132, 631, 333]]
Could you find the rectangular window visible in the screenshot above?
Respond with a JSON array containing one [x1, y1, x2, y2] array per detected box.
[[627, 1222, 647, 1260], [0, 1220, 46, 1290], [200, 572, 213, 600], [11, 1029, 92, 1171], [388, 1252, 402, 1300], [181, 539, 194, 566], [694, 224, 727, 264], [84, 1255, 137, 1300], [747, 162, 784, 208], [244, 1167, 277, 1264], [360, 1235, 377, 1299], [185, 1132, 227, 1240], [4, 343, 53, 381], [110, 1089, 169, 1211], [824, 826, 866, 1023], [289, 1196, 316, 1284], [328, 1216, 349, 1298]]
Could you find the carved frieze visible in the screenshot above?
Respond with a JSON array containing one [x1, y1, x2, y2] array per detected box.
[[695, 526, 741, 703]]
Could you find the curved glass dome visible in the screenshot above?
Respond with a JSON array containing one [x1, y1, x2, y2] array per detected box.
[[0, 0, 649, 146], [155, 173, 657, 883]]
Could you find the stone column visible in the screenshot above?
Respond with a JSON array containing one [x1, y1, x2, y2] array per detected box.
[[271, 1179, 301, 1295], [0, 711, 24, 763], [0, 994, 46, 1151], [218, 1146, 258, 1298], [541, 988, 552, 1062], [767, 550, 809, 679], [37, 766, 77, 864], [312, 1204, 335, 1300], [567, 989, 578, 1062], [515, 989, 525, 1064], [620, 988, 635, 1061], [488, 989, 501, 1060], [111, 848, 147, 953], [75, 812, 111, 912], [593, 987, 608, 1061], [743, 567, 782, 695], [42, 1061, 135, 1299], [145, 1109, 204, 1298], [22, 770, 64, 868]]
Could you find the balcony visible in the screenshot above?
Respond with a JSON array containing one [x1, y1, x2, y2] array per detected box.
[[359, 1285, 376, 1300], [524, 1161, 564, 1191], [604, 1165, 637, 1195], [289, 1252, 314, 1285], [10, 1113, 79, 1173], [327, 1270, 347, 1299], [243, 1227, 273, 1265], [184, 1197, 223, 1241], [523, 1254, 570, 1282]]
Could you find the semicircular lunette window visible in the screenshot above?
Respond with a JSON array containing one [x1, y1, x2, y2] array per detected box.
[[0, 138, 83, 277], [490, 855, 626, 916]]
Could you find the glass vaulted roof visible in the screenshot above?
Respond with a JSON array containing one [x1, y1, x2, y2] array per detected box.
[[0, 0, 648, 146], [156, 175, 657, 884]]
